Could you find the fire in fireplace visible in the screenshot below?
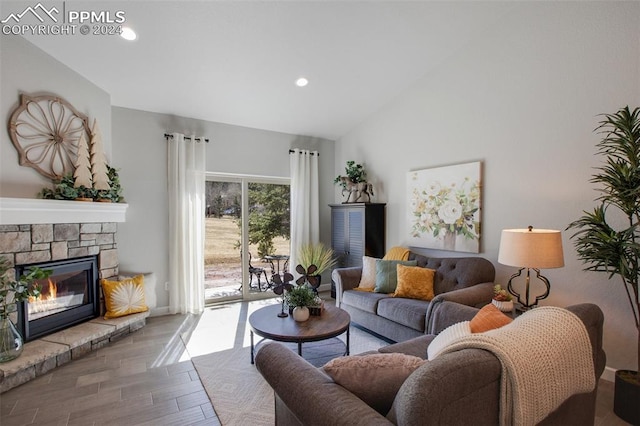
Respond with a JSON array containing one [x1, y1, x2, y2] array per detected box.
[[16, 256, 99, 341]]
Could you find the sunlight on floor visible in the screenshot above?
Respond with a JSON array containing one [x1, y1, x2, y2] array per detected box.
[[184, 298, 279, 358]]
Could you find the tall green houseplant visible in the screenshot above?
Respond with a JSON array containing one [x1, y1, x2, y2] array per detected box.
[[567, 106, 640, 421]]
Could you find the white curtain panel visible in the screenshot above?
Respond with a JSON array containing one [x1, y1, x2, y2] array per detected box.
[[289, 149, 320, 272], [168, 133, 206, 315]]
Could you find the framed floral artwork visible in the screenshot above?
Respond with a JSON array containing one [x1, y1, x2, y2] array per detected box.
[[406, 161, 481, 253]]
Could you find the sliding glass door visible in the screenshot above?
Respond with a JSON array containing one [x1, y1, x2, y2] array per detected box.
[[204, 174, 290, 304]]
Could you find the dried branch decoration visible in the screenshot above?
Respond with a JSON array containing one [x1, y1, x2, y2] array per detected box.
[[9, 94, 91, 180]]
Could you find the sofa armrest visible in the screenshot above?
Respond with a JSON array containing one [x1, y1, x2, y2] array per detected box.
[[378, 334, 436, 358], [255, 342, 392, 425], [428, 301, 480, 334], [387, 349, 501, 425], [425, 282, 493, 334], [332, 267, 363, 307]]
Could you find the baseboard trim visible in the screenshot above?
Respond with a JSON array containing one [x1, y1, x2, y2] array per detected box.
[[602, 366, 616, 382], [151, 306, 170, 317]]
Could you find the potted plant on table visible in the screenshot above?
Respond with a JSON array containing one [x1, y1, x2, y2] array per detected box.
[[284, 284, 320, 322], [296, 243, 337, 291], [0, 257, 50, 363], [491, 284, 514, 313], [566, 106, 640, 424]]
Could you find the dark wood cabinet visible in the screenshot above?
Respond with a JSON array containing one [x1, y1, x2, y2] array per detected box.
[[330, 203, 386, 297]]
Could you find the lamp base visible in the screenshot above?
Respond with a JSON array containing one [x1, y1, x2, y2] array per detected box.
[[506, 267, 551, 310]]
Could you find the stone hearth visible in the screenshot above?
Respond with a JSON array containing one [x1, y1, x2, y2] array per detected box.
[[0, 311, 149, 393]]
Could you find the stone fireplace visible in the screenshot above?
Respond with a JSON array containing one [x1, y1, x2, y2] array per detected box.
[[0, 198, 147, 394], [0, 221, 120, 323]]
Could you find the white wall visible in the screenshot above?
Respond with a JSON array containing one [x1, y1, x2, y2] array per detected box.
[[0, 36, 112, 197], [112, 107, 335, 312], [336, 2, 640, 373]]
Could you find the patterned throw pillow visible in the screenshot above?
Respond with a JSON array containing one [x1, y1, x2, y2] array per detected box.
[[374, 259, 418, 293], [393, 265, 436, 301], [323, 353, 427, 415], [356, 256, 378, 291], [102, 275, 149, 319]]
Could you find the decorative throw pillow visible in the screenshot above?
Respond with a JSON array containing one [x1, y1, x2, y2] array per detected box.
[[374, 259, 418, 293], [102, 275, 149, 319], [356, 256, 378, 290], [323, 353, 427, 415], [427, 321, 472, 360], [382, 246, 410, 261], [393, 265, 435, 301], [469, 303, 513, 333]]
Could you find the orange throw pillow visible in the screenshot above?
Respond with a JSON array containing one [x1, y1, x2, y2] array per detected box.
[[470, 303, 513, 333]]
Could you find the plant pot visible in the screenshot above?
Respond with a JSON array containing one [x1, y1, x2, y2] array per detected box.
[[75, 197, 93, 202], [614, 369, 640, 424], [492, 299, 514, 313], [309, 305, 323, 316], [0, 318, 24, 363], [292, 306, 310, 322]]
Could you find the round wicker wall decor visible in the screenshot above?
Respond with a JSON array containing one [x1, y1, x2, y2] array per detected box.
[[9, 94, 91, 180]]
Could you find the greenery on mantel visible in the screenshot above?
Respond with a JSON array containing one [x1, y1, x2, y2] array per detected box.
[[39, 165, 124, 202], [566, 106, 640, 376]]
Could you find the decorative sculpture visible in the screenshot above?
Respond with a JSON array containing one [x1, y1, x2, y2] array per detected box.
[[338, 176, 374, 203], [90, 119, 110, 191]]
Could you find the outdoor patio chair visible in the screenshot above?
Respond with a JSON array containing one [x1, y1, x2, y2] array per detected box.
[[247, 252, 269, 291]]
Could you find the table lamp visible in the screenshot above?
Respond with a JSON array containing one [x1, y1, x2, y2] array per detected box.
[[498, 226, 564, 310]]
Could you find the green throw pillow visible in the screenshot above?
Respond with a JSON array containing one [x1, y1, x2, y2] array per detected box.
[[374, 259, 418, 293]]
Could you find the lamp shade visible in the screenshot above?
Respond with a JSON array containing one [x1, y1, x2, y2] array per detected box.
[[498, 228, 564, 269]]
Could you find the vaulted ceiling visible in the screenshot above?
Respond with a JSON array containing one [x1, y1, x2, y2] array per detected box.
[[23, 1, 514, 140]]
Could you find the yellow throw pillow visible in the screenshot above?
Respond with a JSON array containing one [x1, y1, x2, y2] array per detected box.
[[393, 265, 435, 301], [102, 275, 149, 319], [323, 353, 427, 415], [469, 303, 513, 333], [356, 256, 378, 290]]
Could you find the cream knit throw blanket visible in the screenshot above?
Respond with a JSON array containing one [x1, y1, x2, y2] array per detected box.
[[440, 307, 595, 426]]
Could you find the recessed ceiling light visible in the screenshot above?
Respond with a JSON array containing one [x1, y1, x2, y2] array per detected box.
[[121, 27, 137, 41], [295, 77, 309, 87]]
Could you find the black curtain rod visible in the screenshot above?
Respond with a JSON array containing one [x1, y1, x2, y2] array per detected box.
[[164, 133, 209, 143], [289, 149, 319, 157]]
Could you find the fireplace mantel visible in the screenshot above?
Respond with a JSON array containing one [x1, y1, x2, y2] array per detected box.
[[0, 197, 128, 225]]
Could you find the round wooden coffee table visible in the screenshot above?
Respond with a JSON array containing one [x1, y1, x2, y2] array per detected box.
[[249, 304, 350, 364]]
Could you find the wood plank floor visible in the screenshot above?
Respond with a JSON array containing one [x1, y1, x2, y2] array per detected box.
[[0, 314, 219, 426], [0, 297, 632, 425]]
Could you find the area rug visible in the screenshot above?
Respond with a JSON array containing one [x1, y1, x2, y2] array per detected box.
[[191, 326, 387, 425]]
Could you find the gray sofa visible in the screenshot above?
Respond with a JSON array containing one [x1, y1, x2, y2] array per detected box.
[[255, 303, 606, 426], [332, 252, 496, 341]]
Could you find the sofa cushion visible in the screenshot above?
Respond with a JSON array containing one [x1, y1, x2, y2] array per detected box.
[[374, 259, 417, 293], [377, 297, 430, 332], [393, 265, 435, 301], [407, 253, 496, 295], [322, 353, 427, 415], [342, 290, 390, 314], [470, 303, 513, 333]]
